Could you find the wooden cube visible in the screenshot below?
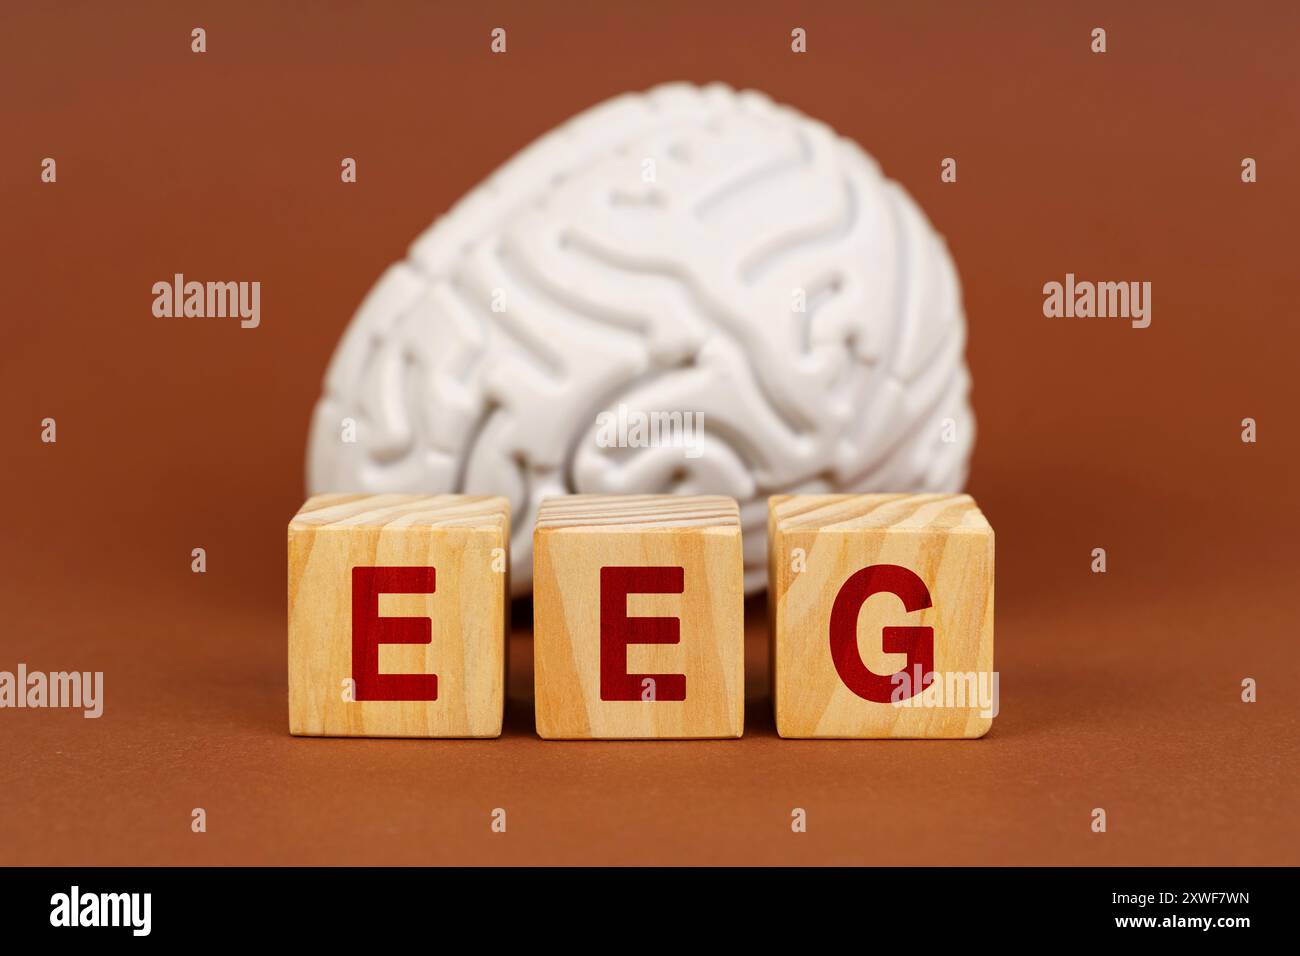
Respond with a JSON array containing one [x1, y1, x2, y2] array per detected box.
[[769, 493, 995, 739], [533, 495, 744, 739], [288, 493, 509, 738]]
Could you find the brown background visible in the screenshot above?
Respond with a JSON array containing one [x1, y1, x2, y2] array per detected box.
[[2, 1, 1297, 865]]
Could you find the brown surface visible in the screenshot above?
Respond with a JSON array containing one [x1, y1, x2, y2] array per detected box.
[[2, 1, 1297, 865]]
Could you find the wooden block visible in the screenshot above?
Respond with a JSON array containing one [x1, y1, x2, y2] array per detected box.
[[288, 493, 509, 738], [769, 493, 995, 739], [532, 495, 744, 739]]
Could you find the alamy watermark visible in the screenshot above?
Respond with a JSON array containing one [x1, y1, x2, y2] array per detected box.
[[891, 666, 999, 718], [50, 886, 150, 936], [0, 664, 103, 718], [152, 273, 260, 329], [1043, 273, 1150, 329], [595, 403, 704, 459]]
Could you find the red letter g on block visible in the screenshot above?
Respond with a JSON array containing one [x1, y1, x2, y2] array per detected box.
[[352, 566, 438, 701], [600, 566, 687, 702], [829, 564, 934, 704]]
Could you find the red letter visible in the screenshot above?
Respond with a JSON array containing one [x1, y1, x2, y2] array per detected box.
[[352, 566, 438, 701], [828, 564, 934, 703], [600, 566, 686, 702]]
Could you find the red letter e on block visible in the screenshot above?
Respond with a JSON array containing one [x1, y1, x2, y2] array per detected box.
[[600, 566, 687, 702], [828, 564, 934, 704], [352, 567, 438, 701]]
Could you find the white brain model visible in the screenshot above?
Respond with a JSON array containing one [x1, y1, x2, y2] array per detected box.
[[308, 83, 974, 595]]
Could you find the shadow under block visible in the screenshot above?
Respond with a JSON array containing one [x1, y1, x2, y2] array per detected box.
[[769, 493, 994, 739], [288, 493, 509, 738], [533, 495, 745, 739]]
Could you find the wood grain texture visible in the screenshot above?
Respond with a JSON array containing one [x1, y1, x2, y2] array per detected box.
[[288, 493, 509, 738], [769, 493, 994, 739], [533, 495, 744, 739]]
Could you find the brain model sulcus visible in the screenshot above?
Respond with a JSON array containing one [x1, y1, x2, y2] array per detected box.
[[308, 83, 974, 595]]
